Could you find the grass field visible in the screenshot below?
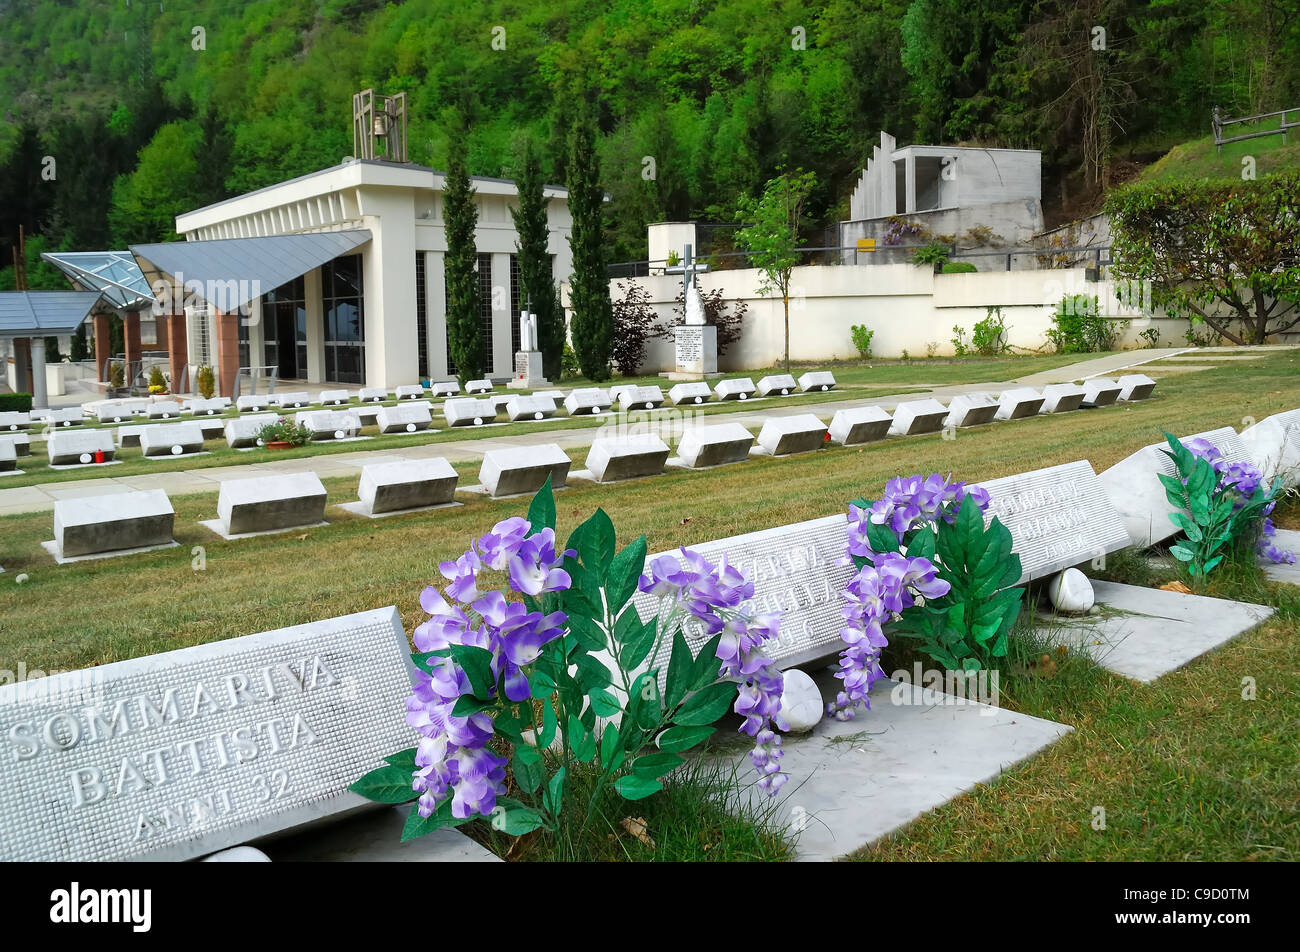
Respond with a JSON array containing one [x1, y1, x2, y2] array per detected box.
[[2, 348, 1296, 861], [1140, 117, 1300, 182]]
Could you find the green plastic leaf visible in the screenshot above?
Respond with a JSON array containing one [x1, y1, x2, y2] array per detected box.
[[865, 520, 902, 555], [578, 509, 617, 583], [657, 724, 715, 753], [452, 694, 496, 717], [616, 609, 658, 670], [613, 775, 663, 801], [527, 476, 557, 531], [600, 722, 625, 771], [449, 644, 495, 699], [606, 536, 648, 613], [383, 748, 417, 770], [906, 526, 937, 562], [401, 800, 470, 842], [567, 714, 597, 761], [349, 764, 419, 804], [529, 670, 558, 699], [674, 681, 738, 726], [632, 752, 684, 779], [574, 652, 614, 691], [539, 697, 557, 748], [513, 749, 545, 794], [665, 630, 694, 708], [543, 766, 565, 817], [495, 806, 545, 835], [690, 633, 724, 689], [590, 689, 623, 719], [568, 614, 607, 652], [1169, 544, 1195, 562]]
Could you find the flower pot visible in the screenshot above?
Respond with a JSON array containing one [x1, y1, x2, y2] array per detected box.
[[265, 441, 293, 451]]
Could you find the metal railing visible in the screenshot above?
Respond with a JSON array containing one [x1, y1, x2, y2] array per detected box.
[[234, 365, 281, 399], [1213, 105, 1299, 152]]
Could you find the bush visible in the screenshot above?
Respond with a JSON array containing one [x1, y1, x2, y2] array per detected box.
[[610, 280, 660, 376], [950, 326, 969, 357], [147, 365, 166, 392], [560, 342, 581, 380], [109, 362, 124, 388], [255, 417, 313, 447], [1046, 295, 1125, 353], [850, 324, 874, 359], [196, 365, 215, 399], [940, 261, 977, 274], [664, 283, 746, 356], [971, 307, 1011, 356], [0, 393, 33, 412], [70, 326, 90, 363], [911, 242, 950, 268], [1138, 327, 1161, 348]]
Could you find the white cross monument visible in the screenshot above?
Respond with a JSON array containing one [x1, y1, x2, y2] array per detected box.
[[671, 243, 718, 379], [508, 303, 550, 389]]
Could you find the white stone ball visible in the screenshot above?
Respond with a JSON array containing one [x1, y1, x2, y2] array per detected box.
[[200, 846, 272, 863], [171, 445, 183, 456], [644, 401, 653, 409], [781, 388, 789, 395], [113, 416, 121, 423], [694, 396, 702, 404], [534, 411, 543, 420], [79, 453, 91, 463], [473, 417, 483, 426], [777, 668, 823, 733], [739, 393, 748, 400], [334, 430, 345, 440], [1048, 568, 1095, 614]]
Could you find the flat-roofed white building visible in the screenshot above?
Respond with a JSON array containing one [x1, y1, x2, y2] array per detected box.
[[129, 158, 572, 395]]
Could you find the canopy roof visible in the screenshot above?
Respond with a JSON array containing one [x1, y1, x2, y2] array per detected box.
[[0, 291, 103, 339], [40, 250, 154, 311], [130, 230, 372, 311]]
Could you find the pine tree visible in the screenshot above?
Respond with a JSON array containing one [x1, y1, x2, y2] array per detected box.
[[444, 117, 484, 385], [565, 105, 613, 382], [510, 138, 561, 380]]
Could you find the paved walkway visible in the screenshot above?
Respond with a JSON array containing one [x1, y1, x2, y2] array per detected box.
[[0, 347, 1234, 516]]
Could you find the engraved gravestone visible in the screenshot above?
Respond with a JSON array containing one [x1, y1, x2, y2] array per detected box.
[[632, 515, 855, 673], [0, 607, 415, 862], [1239, 408, 1300, 489], [974, 460, 1132, 585]]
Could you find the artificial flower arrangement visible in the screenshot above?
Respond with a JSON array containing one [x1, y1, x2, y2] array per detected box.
[[1163, 434, 1294, 577], [255, 417, 313, 448], [351, 479, 789, 842], [829, 473, 1021, 720]]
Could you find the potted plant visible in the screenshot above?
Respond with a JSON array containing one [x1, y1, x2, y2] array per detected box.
[[255, 417, 312, 450], [147, 365, 166, 395]]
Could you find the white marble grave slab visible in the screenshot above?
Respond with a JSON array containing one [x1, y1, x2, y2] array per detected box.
[[237, 395, 275, 412], [757, 374, 797, 397], [563, 388, 612, 415], [443, 398, 498, 427], [187, 398, 230, 416], [798, 371, 836, 393], [616, 386, 666, 411], [352, 458, 459, 515], [668, 382, 712, 406], [1081, 378, 1122, 407], [225, 413, 279, 449], [318, 390, 351, 406], [1117, 374, 1156, 401], [297, 410, 362, 441], [478, 444, 571, 497], [1260, 529, 1300, 585], [465, 379, 493, 395], [756, 413, 828, 456], [50, 489, 175, 560], [395, 384, 425, 400], [505, 395, 557, 422], [995, 387, 1045, 421], [943, 393, 999, 428], [210, 473, 328, 536], [376, 404, 434, 434], [889, 399, 948, 436], [714, 377, 757, 401], [582, 435, 670, 482], [139, 422, 206, 457], [47, 429, 116, 465], [275, 392, 311, 410], [146, 401, 184, 420], [674, 422, 755, 467], [430, 381, 459, 397], [358, 387, 387, 403], [1239, 408, 1300, 489], [1039, 383, 1086, 413], [0, 411, 31, 431], [829, 406, 892, 445], [46, 408, 85, 427]]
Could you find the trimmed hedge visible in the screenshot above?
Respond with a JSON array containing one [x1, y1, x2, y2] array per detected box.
[[0, 393, 33, 412], [941, 261, 978, 274]]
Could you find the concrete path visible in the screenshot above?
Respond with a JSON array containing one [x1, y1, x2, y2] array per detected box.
[[1012, 347, 1191, 385]]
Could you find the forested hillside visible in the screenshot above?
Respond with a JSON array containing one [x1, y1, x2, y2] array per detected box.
[[1, 0, 1296, 286]]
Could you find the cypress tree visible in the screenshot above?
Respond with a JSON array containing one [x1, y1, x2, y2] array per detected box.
[[444, 118, 483, 385], [510, 138, 562, 381], [565, 105, 613, 382]]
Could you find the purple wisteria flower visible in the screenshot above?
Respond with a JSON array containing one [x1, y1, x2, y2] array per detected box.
[[848, 473, 991, 560], [638, 548, 789, 795], [1183, 439, 1293, 563], [1258, 517, 1297, 565], [405, 515, 575, 819]]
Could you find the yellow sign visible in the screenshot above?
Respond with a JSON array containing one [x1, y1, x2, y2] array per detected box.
[[856, 238, 876, 253]]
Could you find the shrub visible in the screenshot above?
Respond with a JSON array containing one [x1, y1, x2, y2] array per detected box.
[[940, 261, 977, 274], [926, 340, 939, 358], [911, 242, 949, 268], [560, 342, 581, 380], [70, 326, 90, 363], [255, 417, 312, 447], [951, 326, 969, 357], [664, 283, 746, 356], [1138, 327, 1161, 348], [109, 362, 124, 389], [610, 280, 660, 376], [196, 365, 215, 399], [1046, 295, 1124, 353], [971, 307, 1011, 356], [850, 324, 874, 359], [147, 365, 166, 392], [0, 393, 33, 412]]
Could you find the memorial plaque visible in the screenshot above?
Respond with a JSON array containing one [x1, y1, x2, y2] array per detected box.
[[943, 393, 998, 428], [376, 404, 434, 434], [797, 371, 836, 393], [1240, 408, 1300, 489], [1099, 426, 1248, 547], [974, 460, 1131, 585], [1117, 374, 1156, 401], [1039, 383, 1086, 414], [828, 406, 891, 445], [442, 398, 498, 427], [139, 422, 206, 458], [757, 414, 828, 456], [668, 382, 712, 406], [889, 399, 948, 436], [995, 388, 1045, 421], [714, 378, 757, 401], [147, 401, 184, 420], [757, 375, 797, 397], [1081, 378, 1122, 407], [0, 607, 415, 862], [47, 430, 115, 466], [395, 385, 425, 401], [632, 514, 854, 672], [673, 325, 716, 376]]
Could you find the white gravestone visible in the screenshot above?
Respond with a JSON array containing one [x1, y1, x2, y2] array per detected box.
[[584, 436, 671, 482], [195, 418, 226, 440], [237, 395, 274, 412], [0, 440, 16, 472], [995, 388, 1045, 421], [358, 387, 387, 403], [1099, 426, 1248, 547], [275, 392, 311, 410], [47, 430, 116, 466], [532, 389, 565, 403], [96, 404, 130, 424], [225, 414, 279, 449], [139, 422, 206, 458], [1081, 378, 1122, 407], [47, 408, 85, 427], [757, 414, 828, 456], [1117, 374, 1156, 401], [943, 393, 999, 428], [375, 404, 434, 434], [757, 374, 798, 397], [395, 385, 425, 401], [889, 399, 948, 436], [714, 378, 757, 402], [1039, 383, 1086, 414], [673, 325, 718, 377], [633, 514, 854, 672], [828, 406, 892, 445], [1240, 408, 1300, 489], [146, 401, 184, 420], [975, 460, 1131, 585], [616, 386, 667, 411], [675, 422, 755, 468], [51, 490, 175, 560], [668, 382, 712, 406], [188, 398, 230, 416], [114, 424, 150, 449], [607, 384, 635, 406], [479, 444, 571, 497], [443, 398, 498, 427], [357, 458, 459, 514], [0, 607, 415, 862], [489, 395, 515, 412], [797, 371, 837, 393], [563, 388, 612, 416], [505, 395, 558, 422], [430, 381, 459, 397], [0, 411, 31, 431], [0, 433, 30, 457], [215, 473, 328, 536], [465, 379, 493, 395], [297, 410, 362, 441], [318, 390, 350, 406]]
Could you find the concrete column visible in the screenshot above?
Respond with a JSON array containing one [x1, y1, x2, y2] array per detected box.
[[94, 313, 111, 381], [30, 337, 48, 409], [13, 337, 31, 396], [490, 252, 511, 377], [168, 313, 188, 394], [215, 310, 240, 398], [304, 267, 325, 383], [905, 155, 917, 213], [358, 192, 418, 388], [428, 251, 449, 379], [124, 310, 141, 372]]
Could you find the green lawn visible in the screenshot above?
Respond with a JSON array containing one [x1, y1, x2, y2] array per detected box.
[[1140, 118, 1300, 182], [3, 348, 1297, 861]]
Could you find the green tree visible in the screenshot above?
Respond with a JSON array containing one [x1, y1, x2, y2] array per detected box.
[[1105, 171, 1300, 345], [109, 120, 203, 243], [566, 104, 613, 382], [444, 114, 484, 385], [733, 169, 817, 372], [510, 137, 562, 381]]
